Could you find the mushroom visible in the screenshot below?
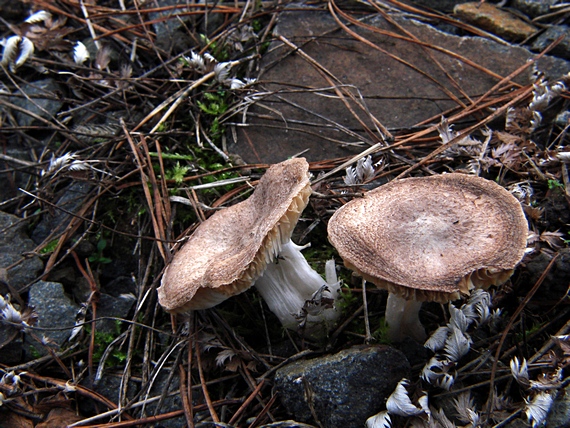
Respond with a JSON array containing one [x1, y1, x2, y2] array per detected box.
[[157, 158, 340, 333], [327, 173, 528, 342]]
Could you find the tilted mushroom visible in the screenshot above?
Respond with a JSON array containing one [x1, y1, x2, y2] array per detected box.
[[327, 173, 528, 342], [158, 158, 340, 332]]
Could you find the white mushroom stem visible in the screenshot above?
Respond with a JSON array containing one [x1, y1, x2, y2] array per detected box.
[[385, 293, 426, 343], [254, 241, 341, 332]]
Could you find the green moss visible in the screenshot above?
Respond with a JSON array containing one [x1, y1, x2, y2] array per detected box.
[[547, 179, 564, 191], [165, 162, 192, 185], [40, 239, 59, 255], [87, 320, 129, 367], [88, 235, 112, 265], [148, 152, 195, 161], [199, 34, 230, 62], [372, 318, 392, 345], [197, 91, 229, 143], [516, 320, 543, 343], [336, 286, 358, 313]]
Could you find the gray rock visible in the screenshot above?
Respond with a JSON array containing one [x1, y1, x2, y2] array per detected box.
[[531, 26, 570, 61], [0, 147, 35, 202], [504, 418, 531, 428], [150, 0, 193, 53], [31, 181, 95, 244], [0, 211, 43, 291], [258, 422, 318, 427], [140, 370, 185, 428], [95, 293, 136, 334], [25, 281, 79, 356], [555, 110, 570, 128], [406, 0, 470, 13], [80, 367, 185, 428], [512, 0, 558, 18], [9, 79, 63, 128], [548, 384, 570, 427], [525, 248, 570, 301], [0, 333, 23, 365], [0, 0, 26, 20], [80, 372, 139, 417], [103, 276, 137, 298], [274, 345, 410, 427]]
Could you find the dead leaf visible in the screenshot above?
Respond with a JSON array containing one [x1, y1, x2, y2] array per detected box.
[[0, 409, 34, 428], [36, 408, 82, 428], [17, 14, 73, 53], [215, 349, 236, 368], [553, 335, 570, 362], [495, 130, 523, 146], [491, 141, 522, 168], [539, 231, 565, 249], [505, 107, 535, 136]]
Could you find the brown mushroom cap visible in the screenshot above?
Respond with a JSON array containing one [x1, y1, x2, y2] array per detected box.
[[158, 158, 312, 313], [328, 173, 528, 303]]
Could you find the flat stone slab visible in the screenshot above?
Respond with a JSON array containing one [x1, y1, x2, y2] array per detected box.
[[230, 7, 568, 163]]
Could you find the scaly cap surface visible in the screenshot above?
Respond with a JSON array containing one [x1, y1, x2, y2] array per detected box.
[[158, 158, 311, 312], [328, 173, 528, 302]]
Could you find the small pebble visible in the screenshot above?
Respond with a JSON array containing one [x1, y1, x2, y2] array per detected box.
[[454, 2, 537, 42]]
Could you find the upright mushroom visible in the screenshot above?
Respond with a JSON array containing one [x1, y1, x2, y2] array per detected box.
[[327, 173, 528, 342], [158, 158, 340, 333]]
